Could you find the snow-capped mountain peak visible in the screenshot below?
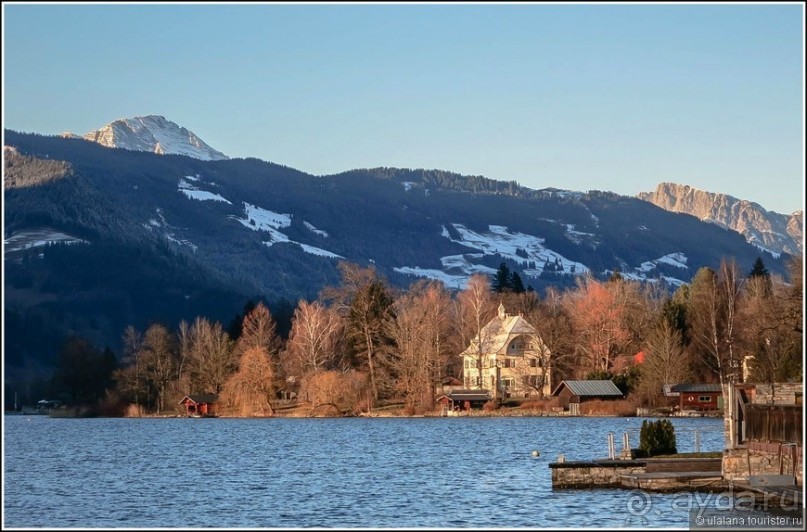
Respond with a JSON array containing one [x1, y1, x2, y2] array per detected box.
[[84, 115, 229, 161]]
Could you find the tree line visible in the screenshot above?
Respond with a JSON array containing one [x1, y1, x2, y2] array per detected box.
[[39, 255, 803, 416]]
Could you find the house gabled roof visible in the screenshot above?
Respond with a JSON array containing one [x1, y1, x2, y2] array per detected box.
[[671, 383, 722, 393], [460, 305, 541, 357], [178, 394, 219, 405], [551, 380, 623, 397], [446, 389, 492, 402]]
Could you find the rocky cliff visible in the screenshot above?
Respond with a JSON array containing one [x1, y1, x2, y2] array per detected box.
[[638, 182, 802, 257]]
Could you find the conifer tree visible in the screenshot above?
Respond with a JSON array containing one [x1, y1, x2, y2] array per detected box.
[[749, 257, 770, 280], [511, 272, 526, 294], [493, 262, 512, 293]]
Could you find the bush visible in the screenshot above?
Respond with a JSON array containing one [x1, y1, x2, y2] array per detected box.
[[483, 400, 499, 411], [520, 398, 559, 412], [579, 398, 637, 416], [639, 419, 677, 456]]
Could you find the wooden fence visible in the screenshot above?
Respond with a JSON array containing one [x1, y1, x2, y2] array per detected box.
[[745, 404, 802, 444]]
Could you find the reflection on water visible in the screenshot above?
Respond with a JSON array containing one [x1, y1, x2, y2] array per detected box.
[[2, 415, 769, 528]]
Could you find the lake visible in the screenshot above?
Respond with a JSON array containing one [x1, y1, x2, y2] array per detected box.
[[2, 415, 754, 528]]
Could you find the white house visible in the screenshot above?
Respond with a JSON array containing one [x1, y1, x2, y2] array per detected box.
[[459, 303, 552, 399]]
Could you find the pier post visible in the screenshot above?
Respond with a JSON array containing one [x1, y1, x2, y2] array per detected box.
[[619, 431, 633, 459], [608, 432, 615, 459]]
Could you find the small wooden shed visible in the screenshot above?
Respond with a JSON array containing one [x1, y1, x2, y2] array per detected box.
[[436, 389, 491, 411], [178, 394, 219, 417], [671, 383, 722, 411], [551, 380, 624, 409]]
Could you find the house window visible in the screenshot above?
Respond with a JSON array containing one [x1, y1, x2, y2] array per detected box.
[[698, 396, 712, 402], [502, 378, 514, 389], [476, 376, 482, 387], [530, 358, 540, 368]]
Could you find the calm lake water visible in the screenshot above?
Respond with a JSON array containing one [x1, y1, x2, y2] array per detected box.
[[2, 415, 757, 528]]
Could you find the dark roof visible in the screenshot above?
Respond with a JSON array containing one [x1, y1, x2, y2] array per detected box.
[[447, 389, 491, 401], [551, 380, 623, 397], [179, 394, 219, 405], [671, 383, 722, 393]]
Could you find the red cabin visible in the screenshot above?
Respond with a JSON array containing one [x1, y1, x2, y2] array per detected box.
[[671, 383, 722, 412], [178, 394, 219, 417]]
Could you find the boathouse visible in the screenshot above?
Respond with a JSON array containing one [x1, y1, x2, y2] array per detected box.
[[670, 383, 722, 412], [436, 389, 491, 411], [178, 394, 219, 417], [551, 380, 623, 414]]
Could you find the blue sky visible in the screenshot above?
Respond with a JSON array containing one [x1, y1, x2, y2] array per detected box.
[[3, 2, 804, 214]]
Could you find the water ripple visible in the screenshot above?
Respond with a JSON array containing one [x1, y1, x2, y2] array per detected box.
[[4, 415, 734, 528]]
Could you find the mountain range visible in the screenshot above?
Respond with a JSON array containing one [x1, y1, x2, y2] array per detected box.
[[3, 116, 799, 375], [638, 183, 802, 257], [76, 116, 803, 257]]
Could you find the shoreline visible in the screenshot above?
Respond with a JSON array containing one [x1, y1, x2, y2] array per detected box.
[[5, 406, 724, 420]]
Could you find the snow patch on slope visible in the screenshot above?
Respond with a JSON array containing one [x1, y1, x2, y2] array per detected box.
[[4, 229, 88, 253], [235, 202, 292, 231], [395, 223, 587, 288], [304, 221, 329, 237], [225, 202, 341, 259], [143, 208, 197, 251], [178, 177, 231, 204], [447, 224, 589, 276], [397, 223, 691, 289], [393, 267, 474, 289]]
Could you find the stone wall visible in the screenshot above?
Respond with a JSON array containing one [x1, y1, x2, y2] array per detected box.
[[752, 383, 803, 405], [550, 460, 646, 488], [723, 446, 802, 486]]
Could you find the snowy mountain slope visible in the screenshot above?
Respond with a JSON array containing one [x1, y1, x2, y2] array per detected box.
[[84, 115, 229, 161], [4, 128, 795, 370]]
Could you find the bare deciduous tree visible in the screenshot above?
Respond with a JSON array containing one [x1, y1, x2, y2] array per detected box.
[[457, 274, 496, 389], [141, 323, 176, 413], [739, 273, 802, 388], [564, 276, 632, 374], [222, 346, 275, 417], [386, 282, 450, 410], [114, 325, 145, 410], [637, 320, 691, 406], [298, 370, 369, 415], [283, 300, 343, 379], [187, 317, 235, 395]]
